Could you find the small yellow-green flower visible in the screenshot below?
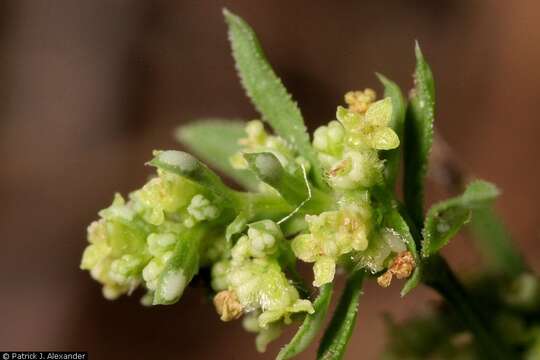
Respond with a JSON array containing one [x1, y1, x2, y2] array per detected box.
[[227, 258, 314, 327], [80, 194, 151, 299], [337, 98, 399, 151], [211, 220, 313, 329], [292, 195, 373, 286], [133, 169, 198, 226]]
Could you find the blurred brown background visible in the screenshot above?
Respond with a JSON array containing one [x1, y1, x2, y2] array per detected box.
[[0, 1, 539, 359]]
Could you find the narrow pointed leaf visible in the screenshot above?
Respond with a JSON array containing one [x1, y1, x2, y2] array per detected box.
[[403, 43, 435, 230], [277, 284, 334, 360], [223, 9, 326, 189], [176, 119, 258, 190], [376, 73, 406, 189], [317, 270, 364, 360], [153, 227, 204, 305], [243, 152, 333, 213], [422, 180, 499, 257]]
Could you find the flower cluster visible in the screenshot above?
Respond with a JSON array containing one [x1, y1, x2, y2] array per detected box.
[[81, 164, 217, 303], [291, 90, 411, 287], [80, 88, 418, 351], [80, 10, 534, 358]]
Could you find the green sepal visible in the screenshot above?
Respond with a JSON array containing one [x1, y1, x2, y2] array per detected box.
[[403, 42, 435, 230], [176, 119, 259, 190], [153, 227, 205, 305], [243, 152, 333, 214], [422, 180, 499, 257], [376, 73, 406, 190], [317, 270, 365, 360], [277, 283, 334, 360], [223, 9, 327, 190]]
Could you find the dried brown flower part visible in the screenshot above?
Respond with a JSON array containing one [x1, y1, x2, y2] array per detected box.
[[377, 271, 393, 288], [344, 89, 377, 114], [214, 290, 244, 321], [377, 251, 416, 288]]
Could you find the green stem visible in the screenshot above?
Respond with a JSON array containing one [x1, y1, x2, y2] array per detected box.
[[234, 192, 293, 221], [422, 255, 515, 359]]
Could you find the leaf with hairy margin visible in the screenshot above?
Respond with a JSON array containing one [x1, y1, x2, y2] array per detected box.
[[223, 9, 327, 189], [317, 270, 364, 360], [403, 43, 435, 230]]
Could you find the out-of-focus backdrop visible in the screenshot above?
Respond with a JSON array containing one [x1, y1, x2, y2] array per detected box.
[[1, 1, 539, 359]]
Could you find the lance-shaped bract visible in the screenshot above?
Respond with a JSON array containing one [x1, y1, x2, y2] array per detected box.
[[404, 42, 436, 231], [243, 152, 333, 214], [277, 283, 334, 360], [153, 227, 205, 305], [317, 270, 365, 360], [149, 150, 239, 209]]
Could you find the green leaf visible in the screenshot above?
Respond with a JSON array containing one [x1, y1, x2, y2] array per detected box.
[[153, 227, 204, 305], [223, 9, 327, 190], [469, 206, 525, 276], [277, 284, 333, 360], [422, 180, 499, 257], [384, 207, 422, 296], [376, 73, 406, 190], [243, 152, 333, 214], [176, 119, 258, 190], [317, 270, 364, 360], [149, 150, 239, 208], [403, 42, 435, 230]]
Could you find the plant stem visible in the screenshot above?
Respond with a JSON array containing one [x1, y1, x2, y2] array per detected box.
[[422, 255, 515, 359]]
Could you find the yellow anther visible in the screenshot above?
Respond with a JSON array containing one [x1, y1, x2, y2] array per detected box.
[[345, 89, 377, 114]]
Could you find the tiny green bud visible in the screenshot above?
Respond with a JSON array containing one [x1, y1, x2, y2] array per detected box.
[[185, 194, 220, 227]]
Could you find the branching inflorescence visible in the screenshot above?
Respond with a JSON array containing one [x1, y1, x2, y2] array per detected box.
[[80, 9, 537, 359]]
